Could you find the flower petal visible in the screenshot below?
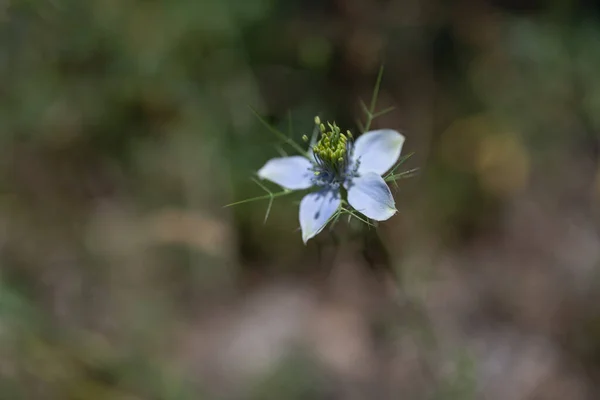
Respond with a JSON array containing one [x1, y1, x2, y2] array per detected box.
[[351, 129, 405, 175], [299, 190, 340, 243], [257, 156, 313, 190], [347, 172, 396, 221]]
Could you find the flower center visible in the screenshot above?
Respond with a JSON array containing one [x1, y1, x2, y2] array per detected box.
[[311, 117, 355, 187]]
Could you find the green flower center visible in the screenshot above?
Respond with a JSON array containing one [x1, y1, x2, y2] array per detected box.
[[312, 118, 353, 177]]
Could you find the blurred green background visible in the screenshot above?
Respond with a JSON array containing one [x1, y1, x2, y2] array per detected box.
[[2, 0, 600, 399]]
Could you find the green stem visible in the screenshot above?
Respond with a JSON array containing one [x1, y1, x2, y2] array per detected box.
[[224, 189, 293, 207], [249, 106, 310, 158], [363, 66, 385, 133]]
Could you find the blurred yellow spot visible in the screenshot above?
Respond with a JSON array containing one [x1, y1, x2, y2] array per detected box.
[[476, 133, 530, 196], [440, 115, 529, 196], [439, 115, 489, 172]]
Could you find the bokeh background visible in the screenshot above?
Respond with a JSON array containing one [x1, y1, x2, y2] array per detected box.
[[2, 0, 600, 398]]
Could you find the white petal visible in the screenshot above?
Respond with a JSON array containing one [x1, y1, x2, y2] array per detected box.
[[257, 156, 313, 190], [347, 172, 396, 221], [299, 190, 340, 243], [351, 129, 405, 175]]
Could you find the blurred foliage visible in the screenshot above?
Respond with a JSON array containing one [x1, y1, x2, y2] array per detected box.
[[248, 351, 330, 400], [1, 0, 600, 398]]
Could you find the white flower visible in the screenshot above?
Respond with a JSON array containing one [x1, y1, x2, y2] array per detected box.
[[258, 121, 405, 243]]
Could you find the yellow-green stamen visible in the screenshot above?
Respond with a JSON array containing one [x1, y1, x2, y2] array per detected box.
[[312, 120, 350, 176]]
